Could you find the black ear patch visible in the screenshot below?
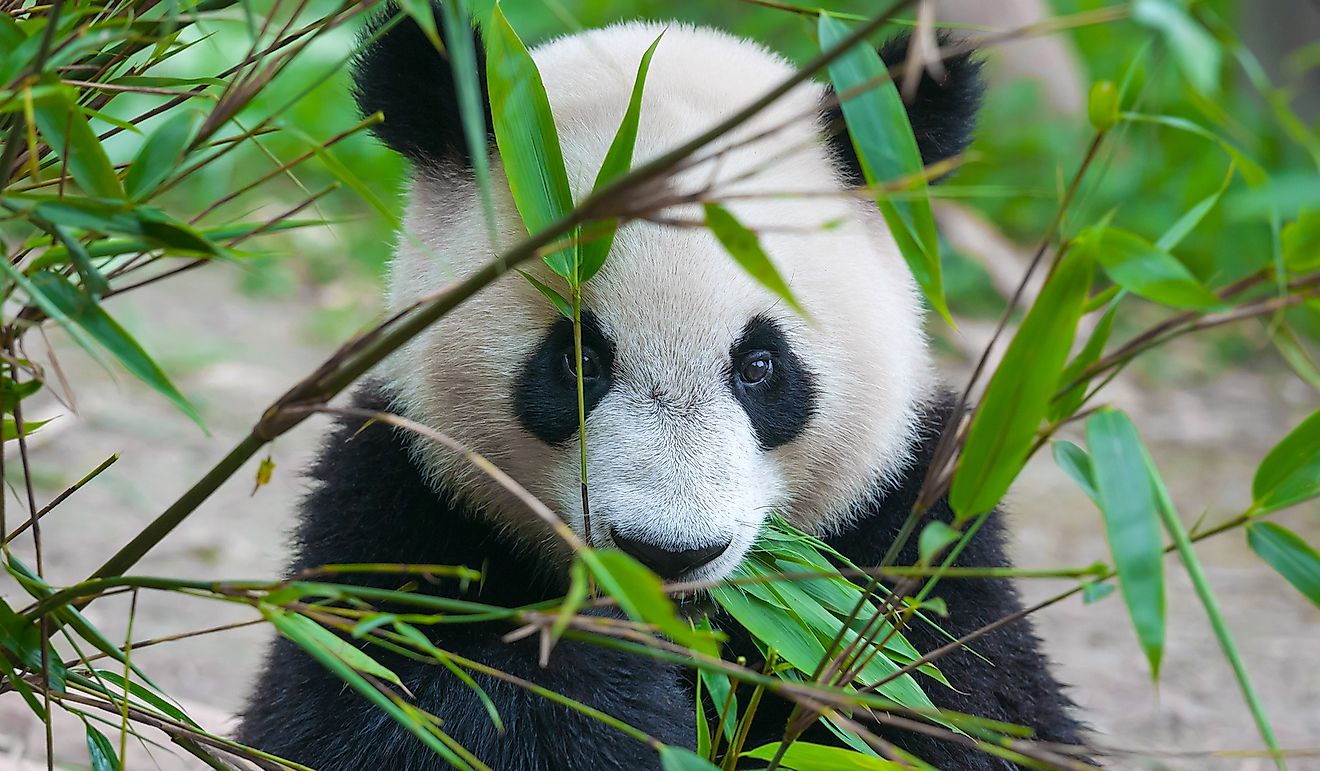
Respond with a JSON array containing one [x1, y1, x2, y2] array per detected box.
[[825, 33, 984, 182], [351, 2, 491, 168]]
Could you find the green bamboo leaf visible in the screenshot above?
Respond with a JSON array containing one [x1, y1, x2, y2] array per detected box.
[[578, 31, 664, 284], [1252, 406, 1320, 514], [744, 742, 906, 770], [917, 521, 960, 566], [818, 13, 948, 323], [1052, 441, 1098, 505], [1138, 441, 1283, 768], [486, 2, 576, 279], [1248, 522, 1320, 610], [29, 272, 205, 430], [92, 670, 198, 728], [518, 270, 572, 318], [396, 0, 441, 46], [1049, 295, 1120, 422], [263, 605, 472, 769], [702, 202, 805, 317], [581, 548, 718, 657], [1081, 580, 1116, 604], [1133, 0, 1221, 96], [18, 197, 227, 257], [550, 559, 590, 647], [125, 110, 201, 200], [32, 88, 125, 199], [694, 668, 710, 758], [950, 249, 1093, 519], [0, 598, 66, 693], [0, 250, 104, 365], [3, 416, 50, 440], [393, 622, 505, 732], [1077, 225, 1222, 310], [696, 616, 737, 742], [436, 0, 495, 240], [1155, 173, 1230, 252], [28, 218, 312, 270], [1085, 408, 1165, 679], [659, 745, 721, 771], [1283, 210, 1320, 271], [84, 723, 118, 771], [271, 612, 405, 686]]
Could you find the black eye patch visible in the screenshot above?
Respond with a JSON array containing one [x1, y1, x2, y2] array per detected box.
[[729, 315, 817, 450], [514, 312, 614, 446]]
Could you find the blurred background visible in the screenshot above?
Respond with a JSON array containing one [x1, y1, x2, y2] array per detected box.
[[2, 0, 1319, 768]]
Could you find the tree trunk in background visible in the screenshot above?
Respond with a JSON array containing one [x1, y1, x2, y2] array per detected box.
[[1242, 0, 1320, 122]]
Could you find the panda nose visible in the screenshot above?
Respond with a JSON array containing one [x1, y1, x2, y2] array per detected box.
[[609, 529, 731, 579]]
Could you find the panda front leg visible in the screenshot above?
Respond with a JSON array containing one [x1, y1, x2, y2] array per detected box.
[[237, 620, 696, 770]]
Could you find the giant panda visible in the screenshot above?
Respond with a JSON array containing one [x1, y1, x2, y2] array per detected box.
[[237, 5, 1086, 769]]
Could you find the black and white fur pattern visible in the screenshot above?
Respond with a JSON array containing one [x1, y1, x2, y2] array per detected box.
[[239, 6, 1084, 768]]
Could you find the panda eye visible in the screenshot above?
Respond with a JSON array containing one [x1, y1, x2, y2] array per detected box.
[[737, 351, 774, 386], [561, 345, 602, 382]]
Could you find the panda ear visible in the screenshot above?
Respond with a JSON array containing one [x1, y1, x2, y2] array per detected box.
[[351, 2, 491, 168], [825, 33, 983, 183]]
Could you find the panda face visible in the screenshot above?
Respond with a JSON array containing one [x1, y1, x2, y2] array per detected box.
[[367, 20, 981, 580]]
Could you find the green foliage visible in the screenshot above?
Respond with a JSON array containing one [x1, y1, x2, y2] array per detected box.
[[819, 12, 947, 322], [1084, 409, 1166, 679], [2, 1, 1318, 769], [951, 247, 1093, 519], [1248, 522, 1320, 610]]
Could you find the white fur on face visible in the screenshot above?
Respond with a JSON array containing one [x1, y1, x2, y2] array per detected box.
[[382, 23, 932, 578]]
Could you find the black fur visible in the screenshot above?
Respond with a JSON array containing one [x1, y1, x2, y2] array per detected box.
[[237, 383, 1085, 770], [513, 312, 615, 446], [728, 315, 818, 450], [351, 2, 491, 168], [826, 34, 985, 182]]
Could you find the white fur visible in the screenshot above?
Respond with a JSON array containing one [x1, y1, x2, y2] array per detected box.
[[382, 22, 932, 579]]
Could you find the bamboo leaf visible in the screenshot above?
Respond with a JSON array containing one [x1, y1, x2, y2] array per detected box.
[[125, 110, 201, 200], [744, 741, 906, 770], [518, 270, 572, 318], [84, 723, 119, 771], [1138, 438, 1284, 769], [3, 416, 50, 440], [270, 612, 404, 687], [32, 88, 125, 199], [1248, 522, 1320, 610], [581, 548, 718, 657], [1155, 172, 1230, 252], [1133, 0, 1221, 97], [659, 746, 721, 771], [1052, 441, 1099, 505], [703, 202, 805, 317], [950, 249, 1093, 519], [29, 272, 205, 430], [437, 0, 495, 240], [578, 31, 664, 284], [486, 3, 576, 279], [1085, 408, 1165, 679], [1252, 406, 1320, 514], [1283, 210, 1320, 271], [1077, 225, 1222, 310], [396, 0, 441, 47], [262, 605, 473, 769], [818, 13, 948, 323], [1049, 295, 1120, 422], [917, 521, 960, 566]]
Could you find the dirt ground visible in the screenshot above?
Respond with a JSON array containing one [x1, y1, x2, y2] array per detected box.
[[1, 266, 1318, 770]]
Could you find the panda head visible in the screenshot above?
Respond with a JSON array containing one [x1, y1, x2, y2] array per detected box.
[[355, 8, 982, 581]]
